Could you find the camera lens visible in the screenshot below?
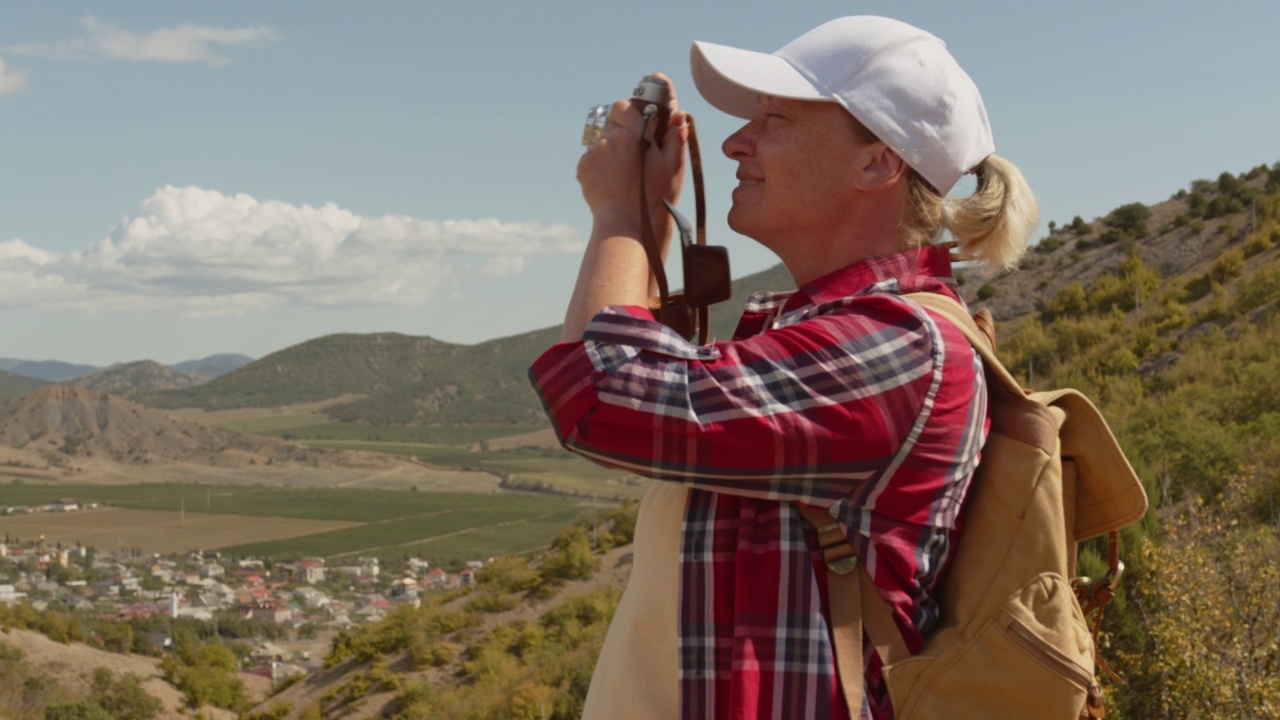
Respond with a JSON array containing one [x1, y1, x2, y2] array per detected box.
[[582, 104, 610, 147]]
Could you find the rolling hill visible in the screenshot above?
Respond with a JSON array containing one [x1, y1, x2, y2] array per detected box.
[[137, 269, 791, 425], [74, 360, 204, 396]]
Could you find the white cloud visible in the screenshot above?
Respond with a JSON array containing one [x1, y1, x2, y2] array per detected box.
[[0, 185, 584, 316], [0, 57, 29, 95], [6, 16, 278, 66]]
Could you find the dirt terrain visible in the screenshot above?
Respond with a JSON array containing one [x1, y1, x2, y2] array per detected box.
[[0, 385, 498, 493]]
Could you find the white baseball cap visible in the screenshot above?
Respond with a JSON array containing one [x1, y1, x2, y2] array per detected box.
[[690, 16, 993, 196]]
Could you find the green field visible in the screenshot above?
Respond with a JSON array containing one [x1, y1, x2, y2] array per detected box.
[[0, 482, 597, 564], [0, 483, 578, 522], [292, 441, 645, 500], [217, 419, 544, 447], [198, 416, 646, 500], [218, 501, 581, 559]]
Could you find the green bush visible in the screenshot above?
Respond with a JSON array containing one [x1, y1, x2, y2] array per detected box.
[[1104, 202, 1152, 238], [538, 527, 600, 591], [89, 668, 162, 720], [977, 283, 997, 300], [1037, 235, 1066, 253]]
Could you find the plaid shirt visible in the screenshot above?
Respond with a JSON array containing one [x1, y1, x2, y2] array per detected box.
[[530, 245, 988, 719]]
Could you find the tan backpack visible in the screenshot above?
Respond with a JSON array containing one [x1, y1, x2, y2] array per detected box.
[[801, 292, 1149, 720]]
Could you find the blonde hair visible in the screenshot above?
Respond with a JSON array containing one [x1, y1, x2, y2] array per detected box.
[[904, 155, 1039, 276], [845, 111, 1039, 275]]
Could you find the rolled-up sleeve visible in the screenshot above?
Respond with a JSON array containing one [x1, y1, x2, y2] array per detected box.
[[529, 293, 962, 510]]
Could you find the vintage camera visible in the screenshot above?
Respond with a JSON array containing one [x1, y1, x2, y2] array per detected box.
[[582, 75, 671, 147], [579, 74, 730, 344]]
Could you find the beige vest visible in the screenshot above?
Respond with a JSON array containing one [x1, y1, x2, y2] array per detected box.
[[581, 481, 686, 719]]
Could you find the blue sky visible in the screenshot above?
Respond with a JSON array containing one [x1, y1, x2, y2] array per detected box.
[[3, 1, 1279, 366]]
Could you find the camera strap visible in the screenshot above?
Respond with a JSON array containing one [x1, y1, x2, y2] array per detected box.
[[638, 112, 731, 344]]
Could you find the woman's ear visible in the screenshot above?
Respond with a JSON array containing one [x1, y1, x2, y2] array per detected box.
[[853, 143, 908, 191]]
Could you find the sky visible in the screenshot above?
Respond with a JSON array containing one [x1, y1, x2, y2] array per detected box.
[[3, 1, 1279, 366]]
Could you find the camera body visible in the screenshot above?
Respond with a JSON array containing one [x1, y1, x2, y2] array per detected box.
[[582, 75, 671, 147]]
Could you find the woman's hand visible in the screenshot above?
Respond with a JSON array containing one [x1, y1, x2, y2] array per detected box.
[[576, 73, 688, 253]]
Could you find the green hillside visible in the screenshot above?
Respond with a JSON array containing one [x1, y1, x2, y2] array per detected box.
[[139, 267, 793, 425]]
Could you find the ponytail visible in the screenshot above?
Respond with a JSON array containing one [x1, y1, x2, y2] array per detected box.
[[901, 154, 1039, 276], [943, 155, 1039, 275]]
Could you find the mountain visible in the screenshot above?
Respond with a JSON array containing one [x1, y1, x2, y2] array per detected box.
[[0, 385, 323, 466], [171, 353, 255, 379], [0, 358, 98, 382], [139, 270, 788, 425], [0, 368, 49, 404], [74, 360, 204, 396]]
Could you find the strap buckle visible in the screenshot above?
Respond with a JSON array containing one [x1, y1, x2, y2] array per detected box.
[[827, 556, 859, 575]]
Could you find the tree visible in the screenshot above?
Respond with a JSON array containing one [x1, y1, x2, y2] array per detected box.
[[90, 667, 162, 720], [1134, 470, 1280, 719]]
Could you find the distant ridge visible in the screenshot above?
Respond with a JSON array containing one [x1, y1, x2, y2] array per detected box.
[[172, 353, 254, 379], [74, 360, 203, 396], [0, 358, 97, 382], [0, 385, 323, 466]]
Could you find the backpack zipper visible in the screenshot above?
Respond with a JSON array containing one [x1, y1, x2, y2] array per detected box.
[[1004, 617, 1094, 690]]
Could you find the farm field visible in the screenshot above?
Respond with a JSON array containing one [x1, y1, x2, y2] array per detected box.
[[170, 403, 644, 499], [171, 401, 544, 447], [0, 482, 598, 564], [0, 506, 358, 556], [303, 441, 645, 500]]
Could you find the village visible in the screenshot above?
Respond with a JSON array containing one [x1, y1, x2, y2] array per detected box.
[[0, 498, 483, 683]]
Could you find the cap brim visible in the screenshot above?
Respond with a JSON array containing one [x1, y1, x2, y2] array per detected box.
[[690, 41, 831, 119]]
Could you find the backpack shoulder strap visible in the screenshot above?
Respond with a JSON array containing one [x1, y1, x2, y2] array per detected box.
[[905, 292, 1025, 398], [907, 292, 1147, 540], [796, 503, 911, 716]]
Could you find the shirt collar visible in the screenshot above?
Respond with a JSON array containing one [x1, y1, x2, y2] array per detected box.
[[792, 244, 955, 307]]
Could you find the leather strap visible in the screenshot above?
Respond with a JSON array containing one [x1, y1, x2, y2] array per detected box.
[[638, 110, 723, 344], [796, 504, 911, 716]]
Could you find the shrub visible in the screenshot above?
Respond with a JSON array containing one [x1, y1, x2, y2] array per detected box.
[[1104, 202, 1152, 238], [537, 527, 600, 591], [977, 283, 997, 300], [1209, 248, 1245, 285], [1037, 235, 1065, 253], [411, 639, 459, 668], [90, 668, 162, 720]]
